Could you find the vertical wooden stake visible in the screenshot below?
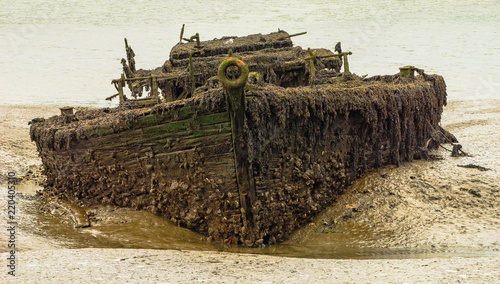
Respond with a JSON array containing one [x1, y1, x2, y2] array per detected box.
[[179, 24, 185, 44], [118, 73, 125, 105], [189, 52, 196, 93], [343, 53, 350, 74], [151, 75, 159, 100], [308, 48, 317, 86], [164, 81, 174, 102], [335, 51, 352, 75]]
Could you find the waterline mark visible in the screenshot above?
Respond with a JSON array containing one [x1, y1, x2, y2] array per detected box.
[[6, 172, 17, 277]]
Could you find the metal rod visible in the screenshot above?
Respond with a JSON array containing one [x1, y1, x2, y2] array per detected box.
[[287, 31, 307, 38], [179, 24, 185, 44], [307, 51, 352, 59]]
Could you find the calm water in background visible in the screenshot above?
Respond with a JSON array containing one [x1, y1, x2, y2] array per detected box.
[[1, 0, 499, 107]]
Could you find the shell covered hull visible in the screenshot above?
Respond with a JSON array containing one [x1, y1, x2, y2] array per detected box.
[[31, 72, 447, 246]]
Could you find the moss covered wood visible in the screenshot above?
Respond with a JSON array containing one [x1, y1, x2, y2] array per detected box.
[[114, 31, 342, 105], [31, 67, 448, 247]]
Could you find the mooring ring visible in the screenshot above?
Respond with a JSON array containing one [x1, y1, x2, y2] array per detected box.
[[218, 57, 249, 90]]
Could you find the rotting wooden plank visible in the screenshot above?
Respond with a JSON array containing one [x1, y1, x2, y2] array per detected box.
[[141, 112, 230, 135], [136, 107, 226, 127], [94, 123, 231, 151], [163, 133, 232, 153], [94, 130, 218, 150], [143, 124, 231, 143], [85, 108, 227, 140]]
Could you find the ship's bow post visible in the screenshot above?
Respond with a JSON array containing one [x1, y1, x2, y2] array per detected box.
[[218, 58, 257, 245]]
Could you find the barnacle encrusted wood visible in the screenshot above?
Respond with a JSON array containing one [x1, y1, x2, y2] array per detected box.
[[30, 73, 447, 247], [30, 30, 449, 247], [126, 30, 341, 101]]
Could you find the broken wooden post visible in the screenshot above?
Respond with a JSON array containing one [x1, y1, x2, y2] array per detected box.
[[218, 57, 255, 233], [331, 51, 353, 74], [190, 33, 201, 48], [399, 65, 417, 78], [342, 52, 351, 74], [60, 107, 74, 115], [118, 73, 125, 105], [121, 58, 134, 79], [179, 24, 185, 44], [124, 38, 136, 72], [308, 48, 317, 86], [189, 52, 196, 93], [151, 75, 159, 100]]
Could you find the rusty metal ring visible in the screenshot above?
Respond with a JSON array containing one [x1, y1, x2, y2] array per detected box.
[[218, 57, 249, 90]]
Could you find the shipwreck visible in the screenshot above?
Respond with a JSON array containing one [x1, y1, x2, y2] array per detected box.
[[30, 29, 450, 247]]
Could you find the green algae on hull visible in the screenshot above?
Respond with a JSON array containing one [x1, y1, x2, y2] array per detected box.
[[29, 30, 450, 247]]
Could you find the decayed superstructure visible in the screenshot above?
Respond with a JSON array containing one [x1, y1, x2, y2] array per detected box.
[[113, 30, 342, 105]]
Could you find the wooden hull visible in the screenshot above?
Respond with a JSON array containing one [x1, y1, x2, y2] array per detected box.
[[31, 74, 447, 247]]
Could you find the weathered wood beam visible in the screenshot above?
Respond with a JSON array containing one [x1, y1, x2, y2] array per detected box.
[[218, 57, 255, 233], [118, 73, 125, 104]]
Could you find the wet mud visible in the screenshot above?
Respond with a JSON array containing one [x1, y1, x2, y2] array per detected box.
[[285, 99, 499, 257]]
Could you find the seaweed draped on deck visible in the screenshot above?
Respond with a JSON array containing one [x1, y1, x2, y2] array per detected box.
[[30, 72, 447, 247], [231, 74, 447, 245], [121, 30, 341, 103]]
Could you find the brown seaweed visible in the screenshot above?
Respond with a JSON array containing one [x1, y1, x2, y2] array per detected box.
[[118, 30, 341, 103], [30, 70, 447, 247]]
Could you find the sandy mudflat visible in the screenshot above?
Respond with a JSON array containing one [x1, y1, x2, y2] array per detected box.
[[1, 101, 499, 283], [0, 105, 61, 178], [1, 249, 497, 283]]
